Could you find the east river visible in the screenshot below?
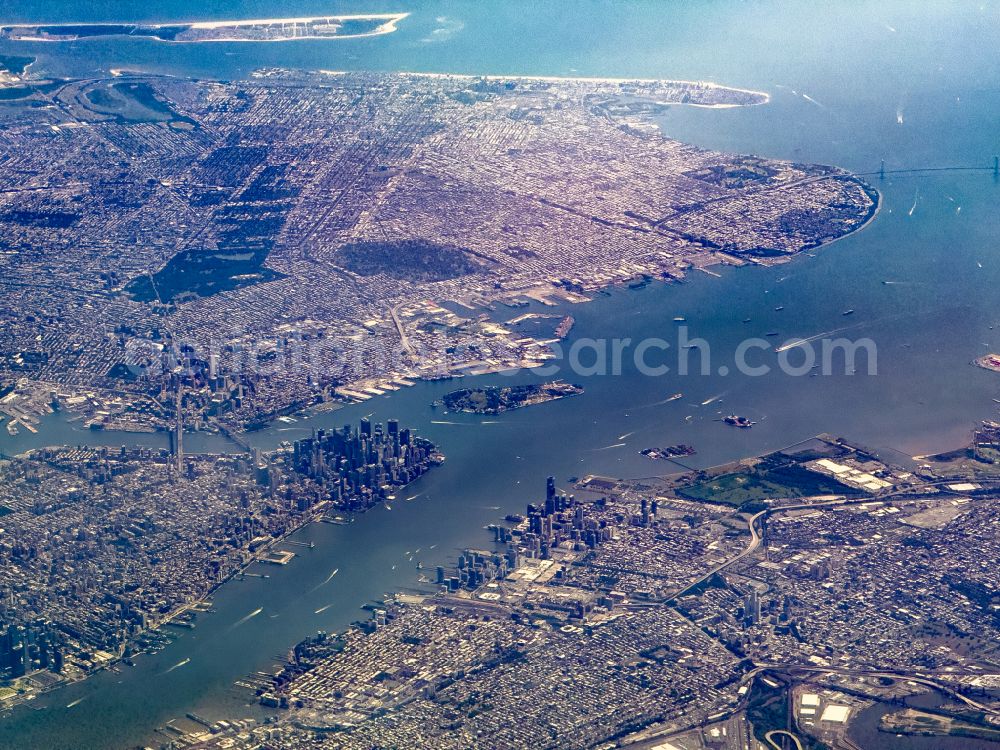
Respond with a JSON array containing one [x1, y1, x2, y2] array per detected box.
[[2, 1, 1000, 747]]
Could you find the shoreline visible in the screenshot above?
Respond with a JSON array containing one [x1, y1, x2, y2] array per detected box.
[[0, 439, 439, 715], [0, 67, 871, 440], [0, 13, 409, 28], [322, 188, 878, 411], [0, 13, 410, 43], [0, 502, 327, 717], [805, 176, 883, 253], [337, 69, 771, 104], [12, 177, 879, 446]]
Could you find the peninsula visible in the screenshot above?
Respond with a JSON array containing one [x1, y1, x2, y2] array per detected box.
[[0, 69, 877, 436], [0, 418, 441, 710], [0, 14, 409, 43]]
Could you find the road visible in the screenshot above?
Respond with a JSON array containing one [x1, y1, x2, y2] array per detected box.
[[634, 475, 1000, 750], [765, 730, 804, 750], [668, 474, 1000, 604], [666, 508, 766, 603], [389, 303, 415, 359], [748, 663, 1000, 716]]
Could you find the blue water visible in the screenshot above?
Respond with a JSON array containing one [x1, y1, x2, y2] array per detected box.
[[2, 2, 1000, 748]]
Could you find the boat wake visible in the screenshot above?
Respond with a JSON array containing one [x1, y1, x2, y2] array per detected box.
[[592, 442, 626, 451], [163, 657, 190, 674], [310, 568, 340, 592], [230, 607, 263, 629], [774, 323, 863, 353]]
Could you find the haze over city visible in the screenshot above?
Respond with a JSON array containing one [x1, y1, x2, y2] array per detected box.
[[1, 3, 1000, 750]]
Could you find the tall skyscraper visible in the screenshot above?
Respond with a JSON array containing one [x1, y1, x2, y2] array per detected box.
[[174, 376, 184, 474], [744, 589, 761, 625]]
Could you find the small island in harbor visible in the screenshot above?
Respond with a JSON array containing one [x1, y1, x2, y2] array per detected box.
[[640, 444, 696, 460], [441, 381, 584, 414], [975, 353, 1000, 373]]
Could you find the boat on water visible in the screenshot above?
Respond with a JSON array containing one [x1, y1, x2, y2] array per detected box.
[[766, 331, 780, 337], [842, 309, 855, 316], [723, 415, 755, 429], [774, 305, 784, 311], [666, 392, 683, 402], [320, 515, 353, 525], [673, 316, 685, 322]]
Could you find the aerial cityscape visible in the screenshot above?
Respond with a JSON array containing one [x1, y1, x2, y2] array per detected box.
[[1, 3, 1000, 750]]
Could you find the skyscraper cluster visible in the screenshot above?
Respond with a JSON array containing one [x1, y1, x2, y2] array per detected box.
[[289, 418, 442, 511], [0, 619, 63, 679], [511, 477, 614, 560], [436, 548, 520, 591]]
